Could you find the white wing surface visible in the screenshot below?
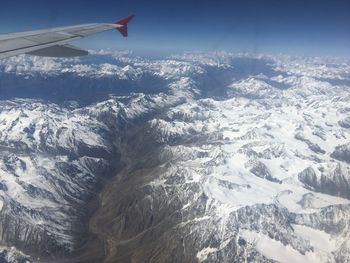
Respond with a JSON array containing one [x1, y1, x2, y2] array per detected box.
[[0, 15, 134, 59]]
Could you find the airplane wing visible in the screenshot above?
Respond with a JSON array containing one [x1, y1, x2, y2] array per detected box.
[[0, 15, 134, 59]]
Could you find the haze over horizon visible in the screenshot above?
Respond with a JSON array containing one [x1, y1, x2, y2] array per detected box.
[[0, 0, 349, 58]]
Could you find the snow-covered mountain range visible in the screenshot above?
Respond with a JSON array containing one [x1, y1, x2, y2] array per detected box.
[[0, 51, 349, 262]]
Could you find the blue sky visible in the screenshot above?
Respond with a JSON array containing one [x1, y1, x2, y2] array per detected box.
[[0, 0, 349, 57]]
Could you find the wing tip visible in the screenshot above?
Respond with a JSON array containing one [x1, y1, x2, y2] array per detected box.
[[115, 15, 135, 37]]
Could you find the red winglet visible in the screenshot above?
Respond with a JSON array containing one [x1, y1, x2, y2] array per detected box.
[[115, 15, 135, 37]]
